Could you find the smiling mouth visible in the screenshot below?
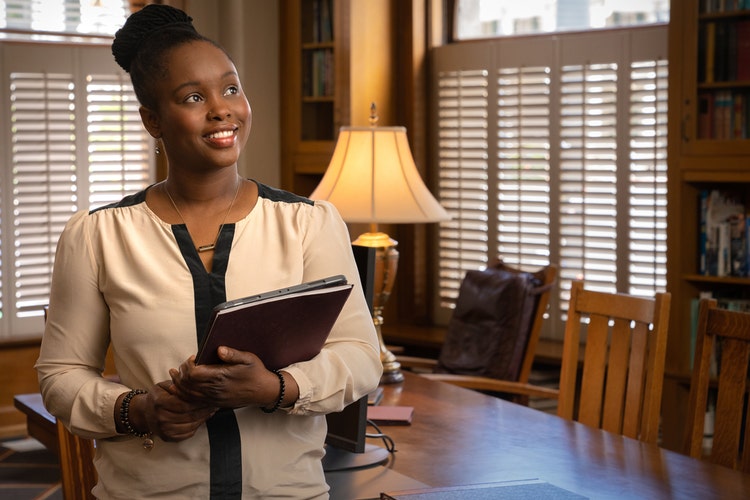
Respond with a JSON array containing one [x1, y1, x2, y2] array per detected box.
[[206, 129, 235, 139]]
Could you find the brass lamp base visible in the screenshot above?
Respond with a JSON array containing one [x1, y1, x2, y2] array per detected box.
[[353, 232, 404, 385], [374, 308, 404, 385]]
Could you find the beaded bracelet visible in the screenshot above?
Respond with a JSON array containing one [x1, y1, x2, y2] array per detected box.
[[120, 389, 150, 438], [261, 370, 285, 414]]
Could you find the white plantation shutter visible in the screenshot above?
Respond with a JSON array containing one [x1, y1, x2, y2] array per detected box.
[[10, 71, 78, 320], [0, 43, 154, 339], [436, 65, 490, 315], [558, 62, 619, 294], [431, 26, 668, 339], [628, 60, 668, 297]]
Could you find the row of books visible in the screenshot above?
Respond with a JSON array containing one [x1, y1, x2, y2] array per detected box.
[[698, 20, 750, 83], [311, 0, 333, 43], [698, 189, 749, 277], [702, 0, 750, 13], [697, 90, 750, 139], [302, 48, 334, 98]]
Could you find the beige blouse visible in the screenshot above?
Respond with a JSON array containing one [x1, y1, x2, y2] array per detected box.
[[36, 181, 382, 499]]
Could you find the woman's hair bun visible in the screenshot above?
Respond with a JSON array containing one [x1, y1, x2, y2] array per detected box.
[[112, 4, 196, 72]]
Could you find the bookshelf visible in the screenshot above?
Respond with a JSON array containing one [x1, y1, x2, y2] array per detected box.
[[280, 0, 395, 196], [665, 0, 750, 451]]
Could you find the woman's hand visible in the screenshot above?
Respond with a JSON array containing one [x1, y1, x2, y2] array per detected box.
[[169, 347, 299, 410], [118, 382, 218, 442]]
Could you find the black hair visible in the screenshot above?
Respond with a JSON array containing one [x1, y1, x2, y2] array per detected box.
[[111, 4, 227, 109]]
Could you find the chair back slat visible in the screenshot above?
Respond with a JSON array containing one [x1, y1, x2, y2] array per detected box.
[[578, 313, 609, 428], [602, 319, 631, 435], [640, 294, 670, 444], [557, 281, 584, 421], [621, 321, 648, 439]]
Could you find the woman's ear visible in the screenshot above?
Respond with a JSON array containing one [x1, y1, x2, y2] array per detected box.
[[139, 106, 161, 139]]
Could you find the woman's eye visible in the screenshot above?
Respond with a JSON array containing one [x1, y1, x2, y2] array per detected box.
[[185, 94, 202, 103], [225, 86, 239, 96]]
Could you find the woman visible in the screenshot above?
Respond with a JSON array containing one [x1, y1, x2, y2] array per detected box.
[[35, 5, 382, 499]]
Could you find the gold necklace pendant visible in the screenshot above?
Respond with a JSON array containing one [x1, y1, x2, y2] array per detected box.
[[165, 179, 241, 253]]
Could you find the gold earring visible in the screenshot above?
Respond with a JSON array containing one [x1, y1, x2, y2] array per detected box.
[[155, 141, 161, 155]]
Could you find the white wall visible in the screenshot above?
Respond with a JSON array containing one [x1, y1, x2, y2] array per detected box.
[[189, 0, 280, 186]]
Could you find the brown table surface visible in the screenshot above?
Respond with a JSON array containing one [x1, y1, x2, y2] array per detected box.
[[373, 371, 750, 499], [15, 373, 750, 499]]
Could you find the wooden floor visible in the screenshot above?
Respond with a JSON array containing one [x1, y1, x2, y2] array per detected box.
[[0, 436, 62, 500]]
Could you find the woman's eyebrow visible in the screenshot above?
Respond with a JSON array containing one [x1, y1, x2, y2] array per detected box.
[[172, 71, 239, 95]]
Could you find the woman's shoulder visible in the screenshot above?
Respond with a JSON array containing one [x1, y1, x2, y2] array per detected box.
[[252, 181, 344, 232], [88, 188, 148, 215], [61, 188, 150, 236], [254, 181, 341, 218], [255, 181, 313, 206]]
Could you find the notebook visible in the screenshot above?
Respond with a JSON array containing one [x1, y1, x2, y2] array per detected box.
[[367, 406, 414, 425], [195, 275, 353, 367]]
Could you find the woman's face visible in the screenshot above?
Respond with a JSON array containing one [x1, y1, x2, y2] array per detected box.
[[144, 40, 252, 172]]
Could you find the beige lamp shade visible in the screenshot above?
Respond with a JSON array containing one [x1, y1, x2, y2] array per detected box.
[[309, 126, 450, 224]]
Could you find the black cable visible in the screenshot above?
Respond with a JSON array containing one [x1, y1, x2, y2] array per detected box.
[[366, 419, 396, 453]]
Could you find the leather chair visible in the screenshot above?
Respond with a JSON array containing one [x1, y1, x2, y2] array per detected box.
[[399, 260, 558, 404]]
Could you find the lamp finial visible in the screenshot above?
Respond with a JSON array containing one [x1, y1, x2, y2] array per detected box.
[[369, 102, 378, 127]]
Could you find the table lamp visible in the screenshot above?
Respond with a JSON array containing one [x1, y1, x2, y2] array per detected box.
[[310, 105, 450, 384]]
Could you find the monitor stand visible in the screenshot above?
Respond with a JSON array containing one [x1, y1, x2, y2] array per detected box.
[[322, 443, 390, 472]]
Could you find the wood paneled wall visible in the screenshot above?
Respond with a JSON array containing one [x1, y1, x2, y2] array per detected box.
[[0, 340, 43, 438]]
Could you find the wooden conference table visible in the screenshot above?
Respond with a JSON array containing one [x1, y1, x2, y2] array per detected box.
[[15, 371, 750, 499], [344, 371, 750, 499]]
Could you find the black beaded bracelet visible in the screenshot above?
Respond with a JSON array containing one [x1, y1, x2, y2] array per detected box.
[[120, 389, 150, 438], [261, 370, 285, 414]]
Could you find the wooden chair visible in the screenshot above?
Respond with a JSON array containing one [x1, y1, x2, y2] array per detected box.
[[421, 280, 671, 444], [56, 420, 97, 500], [555, 280, 671, 443], [683, 298, 750, 472], [399, 261, 558, 403]]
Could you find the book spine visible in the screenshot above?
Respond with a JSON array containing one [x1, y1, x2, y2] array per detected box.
[[706, 22, 716, 83], [736, 20, 750, 81], [698, 92, 714, 139], [717, 221, 731, 277], [729, 212, 746, 275], [733, 93, 745, 139], [713, 90, 732, 139], [700, 189, 709, 275]]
